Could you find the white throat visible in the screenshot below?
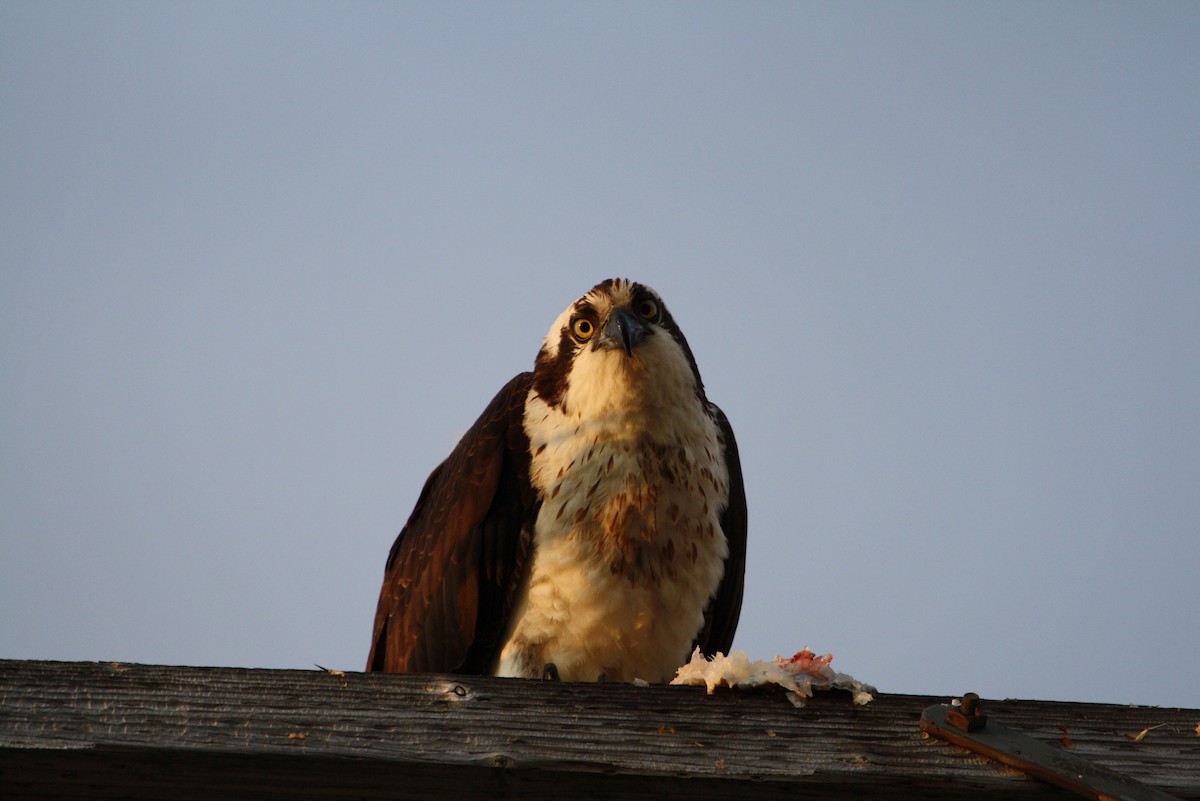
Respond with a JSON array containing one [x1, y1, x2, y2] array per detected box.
[[497, 335, 730, 682]]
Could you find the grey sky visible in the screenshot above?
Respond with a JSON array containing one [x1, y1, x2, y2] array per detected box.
[[2, 2, 1198, 708]]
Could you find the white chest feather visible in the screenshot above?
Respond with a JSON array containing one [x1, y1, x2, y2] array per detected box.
[[497, 379, 730, 683]]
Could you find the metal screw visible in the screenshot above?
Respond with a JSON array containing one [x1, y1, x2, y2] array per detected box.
[[947, 692, 987, 732]]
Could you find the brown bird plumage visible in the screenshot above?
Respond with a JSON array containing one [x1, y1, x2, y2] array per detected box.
[[368, 279, 746, 680]]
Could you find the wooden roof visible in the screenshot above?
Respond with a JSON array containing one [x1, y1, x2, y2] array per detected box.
[[2, 659, 1195, 799]]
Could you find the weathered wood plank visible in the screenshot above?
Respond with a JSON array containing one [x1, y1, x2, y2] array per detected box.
[[1, 660, 1196, 800]]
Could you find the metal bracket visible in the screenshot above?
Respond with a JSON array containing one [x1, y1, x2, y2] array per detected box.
[[920, 694, 1179, 801]]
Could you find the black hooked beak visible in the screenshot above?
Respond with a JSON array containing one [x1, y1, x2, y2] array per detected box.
[[593, 307, 650, 357]]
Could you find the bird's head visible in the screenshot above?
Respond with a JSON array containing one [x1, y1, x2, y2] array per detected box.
[[532, 279, 706, 416]]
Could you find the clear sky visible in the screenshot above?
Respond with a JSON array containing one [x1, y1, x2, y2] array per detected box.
[[3, 2, 1198, 709]]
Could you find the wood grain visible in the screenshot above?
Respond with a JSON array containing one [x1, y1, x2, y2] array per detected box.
[[2, 660, 1196, 800]]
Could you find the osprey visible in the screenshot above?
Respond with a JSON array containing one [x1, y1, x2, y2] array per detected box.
[[368, 278, 746, 682]]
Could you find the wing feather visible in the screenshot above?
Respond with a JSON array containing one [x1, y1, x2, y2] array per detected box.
[[367, 373, 537, 673], [695, 403, 747, 657]]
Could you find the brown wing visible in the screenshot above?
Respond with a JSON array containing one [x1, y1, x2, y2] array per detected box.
[[695, 403, 747, 657], [367, 373, 538, 674]]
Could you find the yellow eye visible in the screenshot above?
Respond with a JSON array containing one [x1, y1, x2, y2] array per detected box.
[[571, 317, 594, 341], [637, 298, 659, 321]]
